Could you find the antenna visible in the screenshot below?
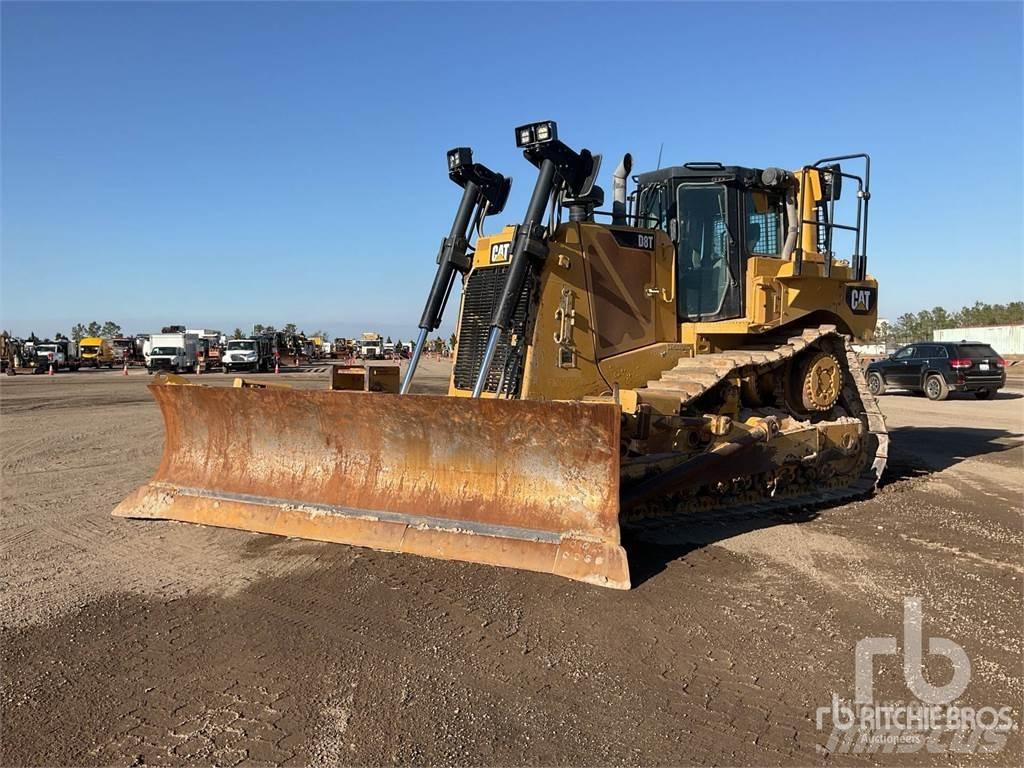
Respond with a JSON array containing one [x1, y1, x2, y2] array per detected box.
[[656, 142, 664, 170]]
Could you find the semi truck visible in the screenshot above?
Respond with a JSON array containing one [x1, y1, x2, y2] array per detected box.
[[80, 337, 115, 368], [111, 337, 143, 366], [147, 332, 199, 374], [188, 329, 223, 371], [359, 333, 383, 360]]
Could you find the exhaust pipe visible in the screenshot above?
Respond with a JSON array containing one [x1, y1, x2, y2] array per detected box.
[[763, 167, 800, 261], [612, 153, 632, 226], [781, 187, 799, 260]]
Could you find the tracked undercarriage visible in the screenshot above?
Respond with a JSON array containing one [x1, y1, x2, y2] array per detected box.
[[617, 325, 888, 527]]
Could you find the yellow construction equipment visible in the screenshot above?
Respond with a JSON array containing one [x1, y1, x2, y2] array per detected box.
[[115, 122, 886, 589]]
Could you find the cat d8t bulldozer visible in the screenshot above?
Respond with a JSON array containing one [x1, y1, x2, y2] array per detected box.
[[115, 122, 886, 589]]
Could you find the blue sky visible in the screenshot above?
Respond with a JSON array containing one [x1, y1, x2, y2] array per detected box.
[[2, 1, 1021, 339]]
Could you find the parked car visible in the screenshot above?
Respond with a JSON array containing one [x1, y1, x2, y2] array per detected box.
[[866, 341, 1006, 401]]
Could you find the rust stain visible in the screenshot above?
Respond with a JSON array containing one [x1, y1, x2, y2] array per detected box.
[[114, 385, 629, 588]]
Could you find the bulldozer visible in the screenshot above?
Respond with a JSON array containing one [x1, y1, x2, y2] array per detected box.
[[115, 121, 886, 589]]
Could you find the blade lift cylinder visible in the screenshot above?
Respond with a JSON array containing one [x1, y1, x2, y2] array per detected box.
[[401, 150, 510, 395], [471, 159, 556, 397], [471, 124, 598, 398]]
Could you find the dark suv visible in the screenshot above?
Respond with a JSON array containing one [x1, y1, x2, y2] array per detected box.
[[866, 341, 1006, 401]]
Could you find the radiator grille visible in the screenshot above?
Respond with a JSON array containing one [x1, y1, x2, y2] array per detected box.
[[452, 265, 531, 394]]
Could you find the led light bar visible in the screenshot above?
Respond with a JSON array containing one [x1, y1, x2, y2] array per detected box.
[[514, 120, 558, 148]]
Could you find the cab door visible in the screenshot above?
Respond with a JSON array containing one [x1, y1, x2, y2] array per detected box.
[[675, 184, 743, 322]]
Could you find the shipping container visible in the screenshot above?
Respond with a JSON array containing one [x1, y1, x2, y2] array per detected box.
[[933, 325, 1024, 355]]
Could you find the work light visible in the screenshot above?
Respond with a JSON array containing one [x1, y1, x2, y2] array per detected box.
[[514, 121, 558, 148], [447, 147, 472, 172]]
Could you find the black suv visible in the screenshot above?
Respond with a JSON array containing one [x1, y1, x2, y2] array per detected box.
[[866, 341, 1006, 401]]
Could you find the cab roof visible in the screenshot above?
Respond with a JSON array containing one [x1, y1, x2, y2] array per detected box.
[[634, 163, 764, 187]]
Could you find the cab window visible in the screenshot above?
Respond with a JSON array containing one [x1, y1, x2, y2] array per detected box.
[[677, 184, 729, 319], [744, 191, 786, 256], [894, 346, 915, 360], [636, 184, 668, 230]]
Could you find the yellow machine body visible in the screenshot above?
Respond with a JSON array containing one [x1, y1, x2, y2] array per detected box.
[[116, 154, 885, 589]]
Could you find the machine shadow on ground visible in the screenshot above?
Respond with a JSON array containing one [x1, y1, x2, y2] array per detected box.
[[625, 424, 1022, 587], [882, 426, 1022, 485], [624, 507, 820, 587]]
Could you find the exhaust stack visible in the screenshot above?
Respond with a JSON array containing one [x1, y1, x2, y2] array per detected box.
[[762, 167, 799, 260], [612, 153, 632, 225]]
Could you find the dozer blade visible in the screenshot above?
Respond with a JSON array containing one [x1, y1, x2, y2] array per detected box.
[[114, 384, 629, 589]]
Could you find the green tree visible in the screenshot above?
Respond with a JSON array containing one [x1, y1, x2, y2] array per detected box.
[[928, 306, 952, 331], [232, 328, 244, 340], [879, 301, 1024, 346], [312, 329, 329, 340], [283, 323, 297, 335], [253, 324, 264, 336], [86, 321, 102, 337], [28, 331, 39, 343], [100, 321, 122, 338], [449, 332, 457, 351], [71, 323, 87, 342]]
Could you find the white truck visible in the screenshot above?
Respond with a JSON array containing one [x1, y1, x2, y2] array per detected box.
[[34, 339, 80, 372], [147, 332, 199, 374], [222, 336, 274, 373]]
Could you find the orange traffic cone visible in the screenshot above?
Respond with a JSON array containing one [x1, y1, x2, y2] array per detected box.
[[122, 361, 129, 376], [48, 362, 54, 376], [274, 359, 280, 375]]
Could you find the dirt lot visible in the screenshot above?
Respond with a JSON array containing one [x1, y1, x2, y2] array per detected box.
[[2, 361, 1022, 766]]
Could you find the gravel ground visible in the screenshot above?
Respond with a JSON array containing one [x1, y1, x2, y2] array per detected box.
[[1, 360, 1021, 767]]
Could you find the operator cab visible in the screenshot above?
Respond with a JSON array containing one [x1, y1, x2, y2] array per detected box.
[[632, 163, 793, 323]]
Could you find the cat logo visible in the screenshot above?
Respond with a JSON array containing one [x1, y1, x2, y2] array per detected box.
[[846, 286, 876, 315], [489, 242, 511, 264]]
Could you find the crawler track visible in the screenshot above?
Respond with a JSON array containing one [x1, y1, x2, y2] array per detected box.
[[622, 325, 889, 530]]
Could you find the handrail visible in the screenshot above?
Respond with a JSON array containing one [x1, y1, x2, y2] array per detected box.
[[794, 153, 871, 281]]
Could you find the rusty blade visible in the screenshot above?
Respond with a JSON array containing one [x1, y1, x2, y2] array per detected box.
[[114, 385, 629, 589]]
